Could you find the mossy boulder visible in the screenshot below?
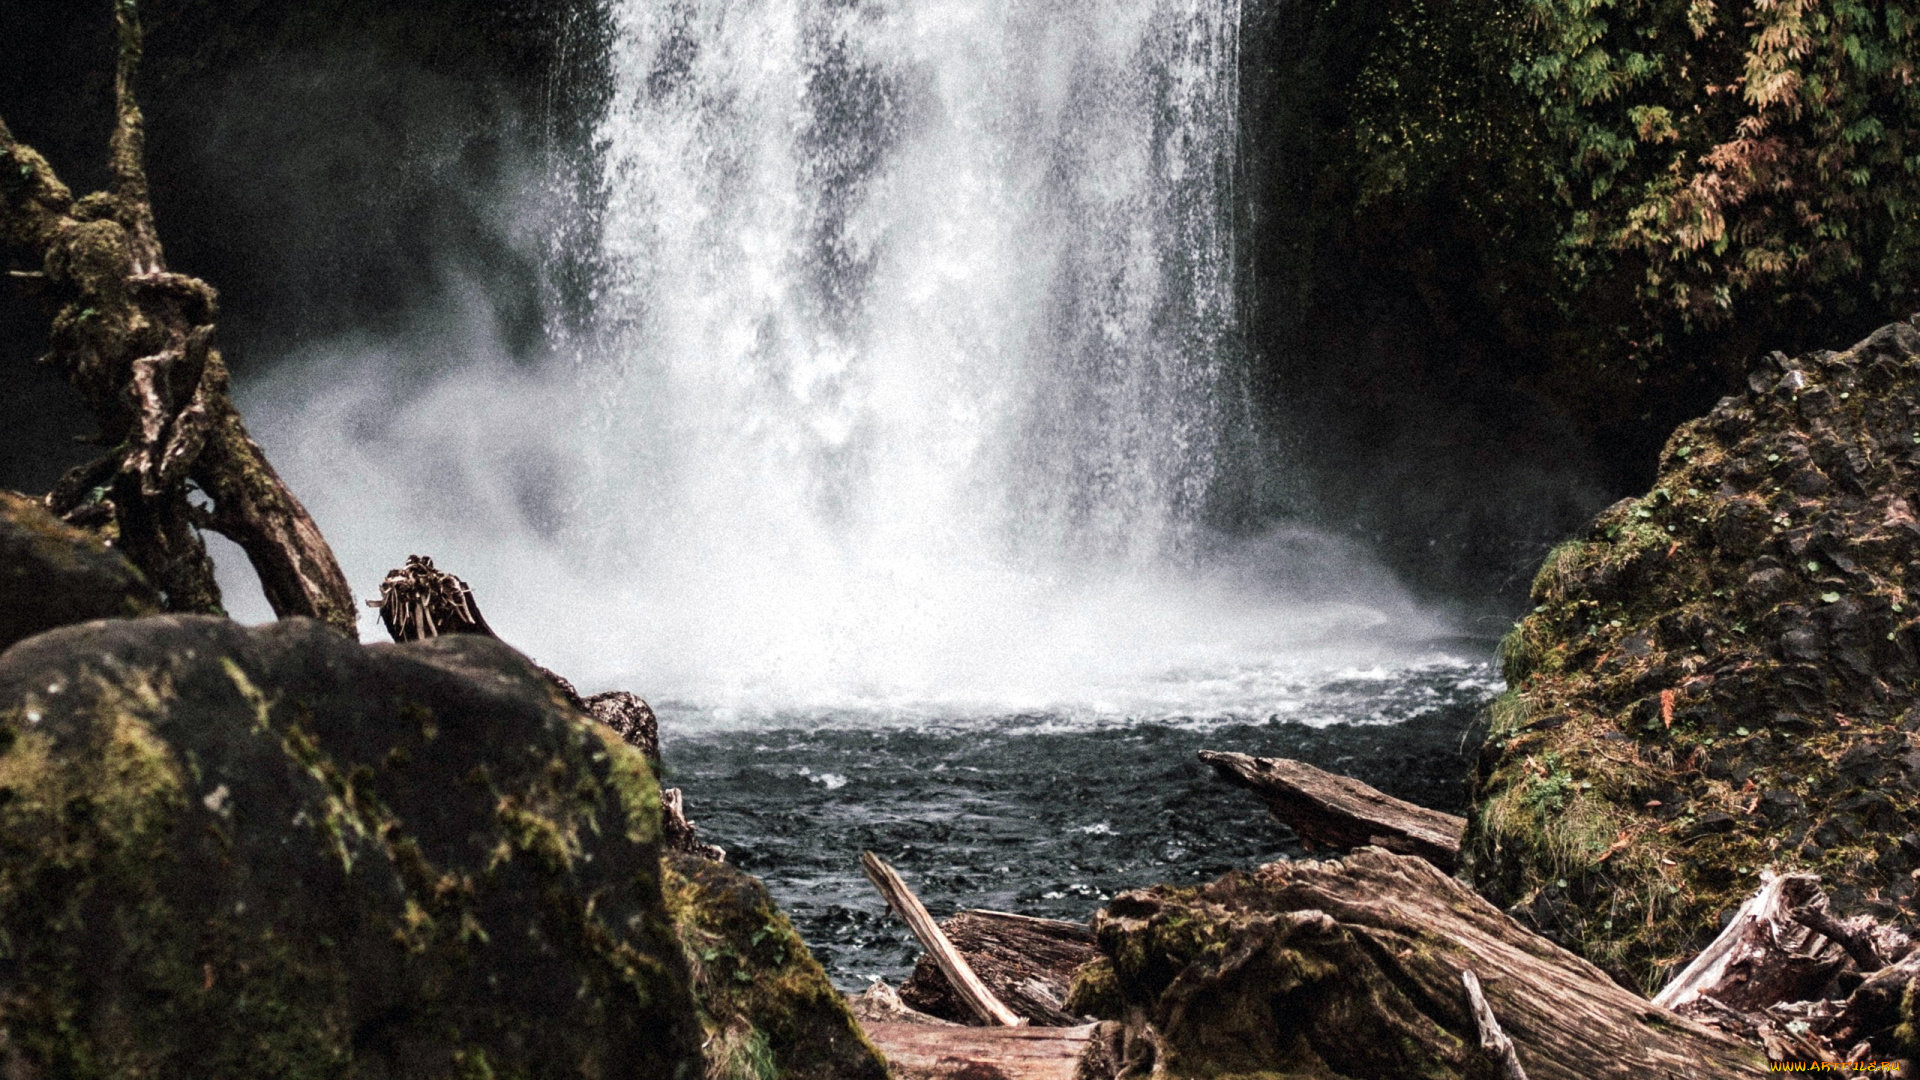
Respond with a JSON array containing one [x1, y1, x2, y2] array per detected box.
[[1467, 318, 1920, 992], [0, 613, 702, 1078], [0, 490, 159, 652], [663, 853, 888, 1080]]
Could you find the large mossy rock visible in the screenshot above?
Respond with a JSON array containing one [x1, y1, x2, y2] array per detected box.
[[664, 853, 888, 1080], [1468, 318, 1920, 992], [0, 490, 159, 652], [0, 614, 702, 1079]]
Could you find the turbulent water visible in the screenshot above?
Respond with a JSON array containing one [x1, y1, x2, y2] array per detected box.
[[666, 654, 1497, 988], [211, 0, 1504, 985]]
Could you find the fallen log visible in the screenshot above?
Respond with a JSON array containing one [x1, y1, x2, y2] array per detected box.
[[862, 851, 1026, 1027], [861, 1021, 1094, 1080], [1076, 847, 1768, 1078], [1198, 750, 1465, 871], [898, 910, 1099, 1027]]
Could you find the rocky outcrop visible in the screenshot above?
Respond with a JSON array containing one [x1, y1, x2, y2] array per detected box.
[[1468, 318, 1920, 991], [0, 490, 158, 651], [1064, 848, 1765, 1078], [664, 853, 889, 1080], [0, 614, 702, 1078]]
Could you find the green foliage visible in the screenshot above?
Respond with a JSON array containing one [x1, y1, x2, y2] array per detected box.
[[1515, 0, 1920, 341], [1312, 0, 1920, 420]]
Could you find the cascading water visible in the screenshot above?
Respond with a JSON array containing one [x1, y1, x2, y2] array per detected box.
[[215, 0, 1500, 982], [541, 0, 1442, 713], [224, 0, 1468, 717]]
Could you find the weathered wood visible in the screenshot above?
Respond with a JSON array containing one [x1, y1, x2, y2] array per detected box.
[[1653, 871, 1845, 1013], [862, 1021, 1093, 1080], [368, 555, 497, 641], [862, 851, 1026, 1028], [1083, 848, 1768, 1079], [1461, 969, 1529, 1080], [900, 910, 1098, 1027], [0, 2, 355, 633], [1198, 750, 1465, 871]]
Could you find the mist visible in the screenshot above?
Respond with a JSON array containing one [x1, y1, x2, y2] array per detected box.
[[201, 0, 1490, 722]]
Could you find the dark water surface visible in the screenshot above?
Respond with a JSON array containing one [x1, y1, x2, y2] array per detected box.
[[661, 655, 1501, 987]]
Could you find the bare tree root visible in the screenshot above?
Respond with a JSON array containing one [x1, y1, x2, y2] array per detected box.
[[0, 1, 355, 633]]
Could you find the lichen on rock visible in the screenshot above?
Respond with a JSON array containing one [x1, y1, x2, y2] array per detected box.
[[1467, 318, 1920, 992], [0, 613, 702, 1078]]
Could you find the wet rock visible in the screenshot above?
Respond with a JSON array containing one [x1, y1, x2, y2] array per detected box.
[[1467, 319, 1920, 992], [0, 615, 703, 1079], [0, 490, 158, 653], [584, 689, 660, 763]]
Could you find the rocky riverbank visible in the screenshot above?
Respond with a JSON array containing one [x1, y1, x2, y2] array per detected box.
[[1469, 319, 1920, 992]]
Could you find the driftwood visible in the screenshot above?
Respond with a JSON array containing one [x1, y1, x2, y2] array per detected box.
[[368, 555, 497, 641], [1081, 848, 1767, 1078], [899, 910, 1099, 1027], [847, 982, 961, 1028], [861, 851, 1026, 1027], [1652, 872, 1846, 1013], [861, 1022, 1094, 1080], [0, 1, 355, 632], [1643, 872, 1919, 1062], [1198, 750, 1465, 871]]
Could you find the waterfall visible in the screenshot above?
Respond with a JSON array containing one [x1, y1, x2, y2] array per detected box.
[[226, 0, 1445, 717]]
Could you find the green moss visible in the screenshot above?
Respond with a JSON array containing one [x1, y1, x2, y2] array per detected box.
[[662, 856, 887, 1080], [1063, 958, 1126, 1020], [1466, 327, 1920, 991], [0, 490, 160, 652]]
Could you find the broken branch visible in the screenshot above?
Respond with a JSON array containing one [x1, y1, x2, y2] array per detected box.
[[861, 851, 1025, 1028], [1461, 969, 1529, 1080]]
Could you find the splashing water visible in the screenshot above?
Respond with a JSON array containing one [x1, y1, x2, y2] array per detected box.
[[221, 0, 1475, 719]]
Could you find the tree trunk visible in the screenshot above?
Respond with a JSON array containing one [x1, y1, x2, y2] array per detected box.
[[1198, 750, 1465, 871], [0, 1, 355, 633], [1652, 872, 1845, 1014]]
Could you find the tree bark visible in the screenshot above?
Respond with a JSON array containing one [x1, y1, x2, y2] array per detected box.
[[899, 910, 1100, 1027], [1198, 750, 1465, 871], [0, 1, 355, 633]]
